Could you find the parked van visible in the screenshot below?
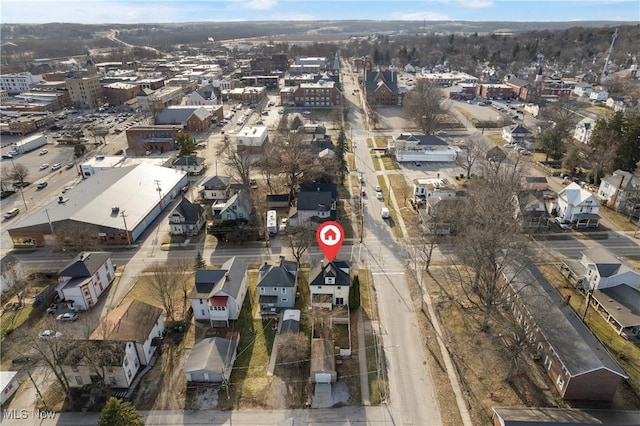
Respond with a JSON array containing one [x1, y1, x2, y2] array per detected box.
[[380, 208, 390, 219], [4, 208, 19, 220]]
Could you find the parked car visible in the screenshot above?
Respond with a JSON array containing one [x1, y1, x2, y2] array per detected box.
[[36, 181, 48, 190], [39, 149, 48, 155], [4, 208, 19, 220], [39, 330, 62, 339], [56, 312, 78, 322], [302, 110, 311, 115], [375, 185, 382, 192], [39, 163, 49, 170], [414, 162, 422, 167], [376, 191, 383, 200], [1, 153, 14, 159], [51, 163, 61, 171], [46, 303, 57, 314], [65, 162, 74, 170]]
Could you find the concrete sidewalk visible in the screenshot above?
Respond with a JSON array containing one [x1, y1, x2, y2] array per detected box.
[[356, 308, 370, 405]]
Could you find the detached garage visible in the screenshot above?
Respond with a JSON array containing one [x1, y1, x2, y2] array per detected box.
[[310, 338, 337, 384], [184, 336, 239, 383]]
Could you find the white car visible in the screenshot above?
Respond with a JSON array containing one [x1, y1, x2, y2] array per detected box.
[[39, 149, 48, 155], [376, 191, 383, 200], [39, 163, 49, 170], [51, 163, 61, 171], [375, 185, 382, 192], [302, 110, 311, 115], [39, 330, 62, 339]]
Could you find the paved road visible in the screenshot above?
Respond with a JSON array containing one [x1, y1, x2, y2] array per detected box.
[[344, 62, 444, 425], [0, 406, 391, 426]]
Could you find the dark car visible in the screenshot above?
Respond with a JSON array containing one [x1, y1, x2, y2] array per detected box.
[[36, 181, 48, 190]]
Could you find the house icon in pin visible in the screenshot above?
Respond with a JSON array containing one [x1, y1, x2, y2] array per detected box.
[[324, 228, 337, 241]]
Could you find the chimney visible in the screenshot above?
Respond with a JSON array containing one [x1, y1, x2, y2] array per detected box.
[[225, 272, 230, 281]]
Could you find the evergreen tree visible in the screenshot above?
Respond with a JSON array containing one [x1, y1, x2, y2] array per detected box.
[[613, 112, 640, 173], [177, 133, 197, 157], [98, 397, 143, 426], [194, 250, 206, 270], [335, 130, 348, 184], [349, 275, 361, 310]]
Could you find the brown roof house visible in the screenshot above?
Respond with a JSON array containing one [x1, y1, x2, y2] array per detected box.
[[90, 299, 164, 366]]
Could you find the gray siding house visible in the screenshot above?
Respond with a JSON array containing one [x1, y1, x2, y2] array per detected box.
[[257, 257, 298, 314]]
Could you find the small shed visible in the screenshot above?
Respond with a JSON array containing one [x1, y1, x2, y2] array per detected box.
[[184, 336, 239, 383], [280, 309, 301, 334], [0, 371, 19, 405], [310, 338, 336, 384]]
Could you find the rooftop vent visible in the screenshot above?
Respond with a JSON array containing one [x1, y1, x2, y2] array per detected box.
[[111, 206, 120, 214]]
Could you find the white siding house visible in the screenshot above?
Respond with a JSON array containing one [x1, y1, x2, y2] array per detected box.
[[574, 117, 596, 144], [191, 257, 248, 327], [550, 183, 601, 227], [309, 261, 351, 309], [56, 252, 115, 311]]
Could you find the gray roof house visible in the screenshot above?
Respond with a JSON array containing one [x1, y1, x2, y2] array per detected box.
[[492, 407, 640, 426], [502, 124, 531, 145], [309, 260, 351, 309], [257, 257, 298, 314], [504, 262, 628, 401], [200, 175, 231, 201], [56, 252, 115, 311], [172, 155, 205, 175], [184, 336, 239, 383], [218, 190, 253, 222], [169, 197, 206, 236], [597, 169, 640, 214], [560, 247, 640, 337], [295, 192, 335, 224], [190, 257, 248, 326]]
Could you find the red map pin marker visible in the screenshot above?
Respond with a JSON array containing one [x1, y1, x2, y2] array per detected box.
[[316, 221, 344, 262]]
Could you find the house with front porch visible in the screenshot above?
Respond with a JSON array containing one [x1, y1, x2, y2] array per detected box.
[[256, 257, 298, 315], [559, 247, 640, 338], [191, 257, 248, 327], [548, 182, 601, 227], [172, 155, 206, 175], [502, 124, 531, 145], [309, 260, 351, 309], [217, 190, 253, 222], [169, 197, 206, 236], [56, 252, 115, 311], [511, 191, 548, 231]]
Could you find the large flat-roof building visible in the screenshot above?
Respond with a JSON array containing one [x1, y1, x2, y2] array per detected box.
[[7, 164, 188, 248]]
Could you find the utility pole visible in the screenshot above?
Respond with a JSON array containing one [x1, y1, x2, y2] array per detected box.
[[26, 370, 49, 411], [154, 179, 162, 203], [120, 210, 132, 245]]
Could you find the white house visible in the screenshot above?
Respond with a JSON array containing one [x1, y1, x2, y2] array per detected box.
[[0, 371, 19, 405], [502, 124, 531, 145], [606, 97, 626, 112], [574, 117, 597, 144], [236, 126, 267, 149], [61, 340, 140, 389], [172, 155, 206, 175], [199, 175, 231, 201], [169, 198, 206, 236], [560, 248, 640, 337], [184, 336, 239, 383], [573, 83, 592, 97], [90, 299, 164, 366], [597, 169, 640, 213], [185, 90, 217, 106], [0, 255, 25, 293], [56, 252, 115, 311], [389, 133, 457, 163], [309, 260, 351, 309], [550, 182, 601, 227], [589, 88, 609, 102], [412, 178, 458, 202], [190, 257, 248, 327]]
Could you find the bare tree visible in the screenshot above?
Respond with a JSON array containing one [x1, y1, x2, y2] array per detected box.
[[273, 126, 319, 202], [257, 141, 281, 192], [9, 163, 29, 187], [221, 143, 254, 186], [146, 261, 192, 321], [449, 158, 533, 332], [277, 332, 310, 370], [403, 80, 450, 135], [53, 221, 103, 254], [455, 133, 484, 178], [284, 225, 314, 263]]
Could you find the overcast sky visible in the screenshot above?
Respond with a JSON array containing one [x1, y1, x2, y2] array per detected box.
[[1, 0, 638, 24]]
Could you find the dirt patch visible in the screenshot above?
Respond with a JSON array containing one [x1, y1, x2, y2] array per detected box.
[[133, 335, 188, 410]]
